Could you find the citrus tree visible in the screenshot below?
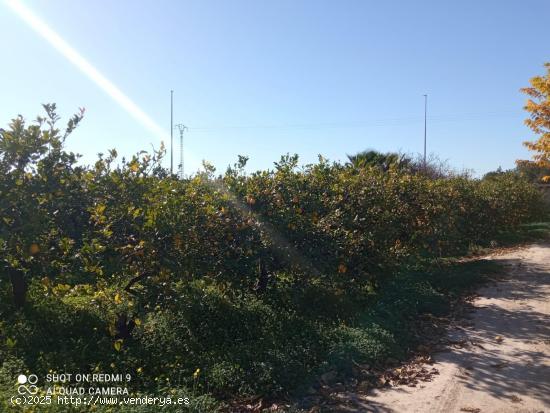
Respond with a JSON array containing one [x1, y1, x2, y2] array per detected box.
[[0, 104, 85, 307]]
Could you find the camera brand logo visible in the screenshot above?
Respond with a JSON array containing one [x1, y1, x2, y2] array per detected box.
[[17, 374, 39, 395]]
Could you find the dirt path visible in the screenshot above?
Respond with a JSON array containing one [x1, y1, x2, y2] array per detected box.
[[358, 243, 550, 413]]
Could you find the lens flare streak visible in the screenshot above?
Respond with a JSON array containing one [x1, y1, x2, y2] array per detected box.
[[5, 0, 168, 143]]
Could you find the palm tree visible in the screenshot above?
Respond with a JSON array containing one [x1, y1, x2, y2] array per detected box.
[[347, 149, 409, 172]]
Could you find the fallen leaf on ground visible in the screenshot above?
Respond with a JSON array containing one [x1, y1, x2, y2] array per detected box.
[[471, 341, 486, 349], [510, 395, 522, 403]]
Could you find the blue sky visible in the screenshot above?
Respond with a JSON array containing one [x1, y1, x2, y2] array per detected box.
[[1, 0, 549, 176]]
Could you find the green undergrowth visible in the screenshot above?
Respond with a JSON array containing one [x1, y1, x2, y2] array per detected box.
[[321, 258, 502, 377], [0, 254, 509, 413], [494, 221, 550, 245]]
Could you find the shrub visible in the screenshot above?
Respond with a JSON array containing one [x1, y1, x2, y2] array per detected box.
[[1, 106, 547, 406]]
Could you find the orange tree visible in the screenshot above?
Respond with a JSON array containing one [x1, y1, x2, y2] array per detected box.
[[0, 104, 85, 307]]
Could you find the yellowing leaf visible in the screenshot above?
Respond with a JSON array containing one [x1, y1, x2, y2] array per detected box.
[[114, 293, 122, 304], [114, 339, 123, 352], [6, 337, 16, 348], [134, 318, 141, 326]]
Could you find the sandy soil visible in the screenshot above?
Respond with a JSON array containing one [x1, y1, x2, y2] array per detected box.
[[354, 243, 550, 413]]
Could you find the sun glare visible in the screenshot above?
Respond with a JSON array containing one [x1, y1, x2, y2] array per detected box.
[[5, 0, 169, 143]]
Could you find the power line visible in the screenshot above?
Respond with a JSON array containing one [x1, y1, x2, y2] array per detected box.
[[185, 110, 522, 132]]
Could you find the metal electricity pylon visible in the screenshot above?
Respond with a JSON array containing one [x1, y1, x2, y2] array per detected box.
[[174, 124, 187, 179]]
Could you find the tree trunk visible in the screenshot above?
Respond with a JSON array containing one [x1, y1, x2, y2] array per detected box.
[[9, 268, 27, 308], [115, 313, 135, 340], [254, 257, 270, 294]]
